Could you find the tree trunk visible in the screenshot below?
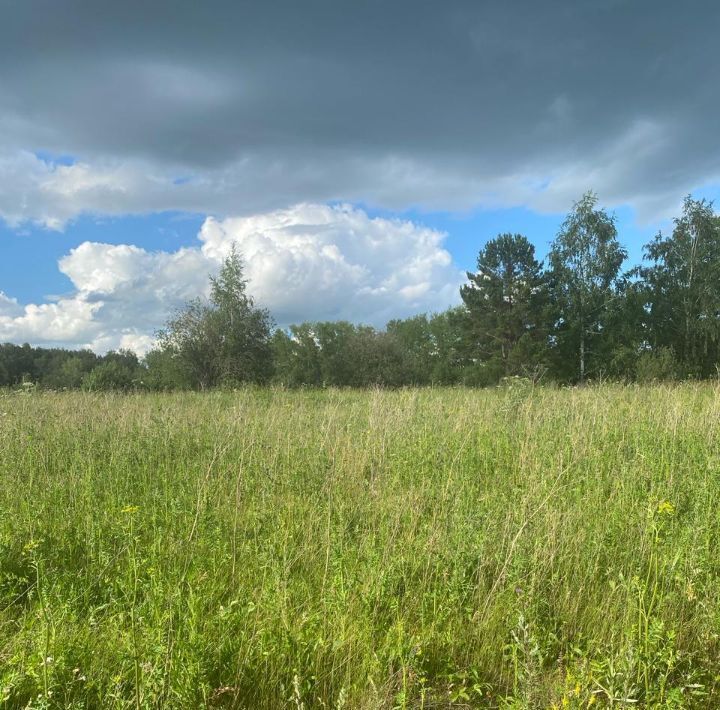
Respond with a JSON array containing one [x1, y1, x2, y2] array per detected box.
[[579, 331, 585, 384]]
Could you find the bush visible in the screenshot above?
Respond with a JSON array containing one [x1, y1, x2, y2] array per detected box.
[[635, 347, 678, 382], [82, 361, 136, 391]]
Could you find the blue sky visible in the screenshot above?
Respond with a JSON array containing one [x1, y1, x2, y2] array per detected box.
[[2, 1, 720, 352], [366, 202, 670, 275], [0, 213, 205, 304]]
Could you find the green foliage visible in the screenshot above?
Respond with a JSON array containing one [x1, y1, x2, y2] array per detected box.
[[273, 321, 408, 387], [641, 197, 720, 377], [0, 344, 100, 388], [386, 314, 435, 384], [548, 192, 628, 382], [82, 350, 140, 391], [141, 347, 189, 390], [461, 233, 547, 382], [208, 245, 275, 385], [46, 356, 90, 389], [635, 347, 679, 383], [1, 386, 720, 706], [387, 310, 469, 385], [271, 325, 322, 387], [153, 246, 274, 389]]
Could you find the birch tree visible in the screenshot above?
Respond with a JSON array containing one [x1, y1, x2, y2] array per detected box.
[[548, 193, 626, 383], [641, 197, 720, 377]]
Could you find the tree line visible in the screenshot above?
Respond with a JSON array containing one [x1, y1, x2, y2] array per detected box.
[[3, 192, 720, 390]]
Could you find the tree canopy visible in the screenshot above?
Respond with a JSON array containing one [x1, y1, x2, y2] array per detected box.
[[154, 246, 274, 389], [460, 233, 547, 381], [548, 192, 627, 382]]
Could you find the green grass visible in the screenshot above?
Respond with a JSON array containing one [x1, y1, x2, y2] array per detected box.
[[1, 385, 719, 708]]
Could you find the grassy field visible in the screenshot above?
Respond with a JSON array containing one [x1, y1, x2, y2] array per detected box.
[[1, 385, 719, 708]]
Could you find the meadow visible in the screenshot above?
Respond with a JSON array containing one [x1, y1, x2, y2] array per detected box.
[[1, 385, 719, 708]]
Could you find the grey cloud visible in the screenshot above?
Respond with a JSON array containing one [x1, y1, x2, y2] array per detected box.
[[0, 1, 719, 222]]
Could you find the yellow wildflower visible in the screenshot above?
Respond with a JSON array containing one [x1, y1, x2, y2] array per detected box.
[[23, 539, 41, 553], [657, 500, 675, 516]]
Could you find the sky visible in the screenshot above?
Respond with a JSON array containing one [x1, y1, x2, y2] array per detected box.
[[1, 0, 720, 353]]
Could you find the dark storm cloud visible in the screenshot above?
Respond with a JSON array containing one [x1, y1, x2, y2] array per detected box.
[[1, 0, 719, 221]]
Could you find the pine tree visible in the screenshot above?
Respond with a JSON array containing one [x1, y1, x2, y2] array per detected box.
[[461, 233, 547, 381]]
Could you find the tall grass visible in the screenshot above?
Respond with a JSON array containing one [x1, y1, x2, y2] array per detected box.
[[0, 384, 719, 707]]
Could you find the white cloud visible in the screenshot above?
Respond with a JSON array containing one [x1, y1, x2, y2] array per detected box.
[[199, 203, 461, 324], [0, 204, 463, 353], [59, 243, 149, 293], [0, 292, 22, 318], [0, 297, 101, 344]]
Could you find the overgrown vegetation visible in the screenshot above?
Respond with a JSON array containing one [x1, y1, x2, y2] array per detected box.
[[1, 385, 719, 707]]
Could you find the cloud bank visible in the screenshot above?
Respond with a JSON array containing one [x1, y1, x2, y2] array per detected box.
[[1, 1, 719, 226], [0, 205, 463, 352]]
